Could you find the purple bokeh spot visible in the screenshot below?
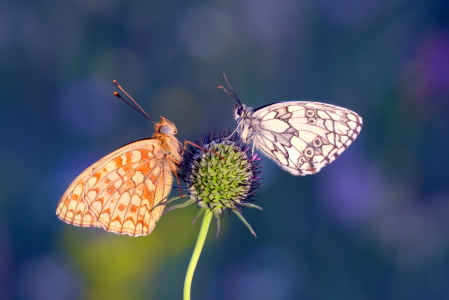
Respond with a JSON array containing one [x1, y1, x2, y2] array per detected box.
[[54, 77, 121, 138], [210, 245, 306, 300], [318, 152, 384, 228], [402, 32, 449, 107], [317, 0, 382, 27], [420, 34, 449, 95], [240, 0, 302, 44]]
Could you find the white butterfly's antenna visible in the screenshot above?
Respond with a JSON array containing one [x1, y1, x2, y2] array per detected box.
[[113, 80, 157, 125], [218, 72, 243, 107]]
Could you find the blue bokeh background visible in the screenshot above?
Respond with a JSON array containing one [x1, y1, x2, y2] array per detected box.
[[2, 0, 449, 299]]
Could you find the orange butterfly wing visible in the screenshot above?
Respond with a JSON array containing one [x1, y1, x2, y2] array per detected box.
[[56, 117, 182, 236]]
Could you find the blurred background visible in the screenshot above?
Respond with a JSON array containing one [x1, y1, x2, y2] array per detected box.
[[2, 0, 449, 299]]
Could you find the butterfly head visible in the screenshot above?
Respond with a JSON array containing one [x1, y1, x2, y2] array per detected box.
[[156, 116, 178, 136], [233, 103, 252, 121]]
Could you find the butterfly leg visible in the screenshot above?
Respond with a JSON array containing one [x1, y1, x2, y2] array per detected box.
[[182, 140, 226, 161], [163, 197, 196, 215], [151, 194, 179, 210], [223, 125, 239, 140], [174, 172, 184, 198]]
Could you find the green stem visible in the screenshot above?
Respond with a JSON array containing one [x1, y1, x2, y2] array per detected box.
[[183, 209, 213, 300]]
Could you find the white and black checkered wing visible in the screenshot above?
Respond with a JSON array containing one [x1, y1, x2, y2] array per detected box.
[[234, 101, 362, 176]]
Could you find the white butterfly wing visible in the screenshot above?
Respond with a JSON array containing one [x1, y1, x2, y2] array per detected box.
[[244, 101, 362, 176]]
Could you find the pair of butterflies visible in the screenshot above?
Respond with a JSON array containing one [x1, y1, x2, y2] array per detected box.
[[56, 78, 363, 236]]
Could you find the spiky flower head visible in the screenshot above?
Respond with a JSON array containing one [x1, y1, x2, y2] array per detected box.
[[179, 131, 262, 236]]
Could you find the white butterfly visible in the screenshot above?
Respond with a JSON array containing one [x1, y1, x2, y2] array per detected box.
[[220, 77, 363, 176]]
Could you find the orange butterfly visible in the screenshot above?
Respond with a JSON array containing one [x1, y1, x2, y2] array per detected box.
[[56, 82, 182, 236]]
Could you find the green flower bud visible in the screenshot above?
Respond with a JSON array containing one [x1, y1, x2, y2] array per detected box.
[[179, 132, 262, 236]]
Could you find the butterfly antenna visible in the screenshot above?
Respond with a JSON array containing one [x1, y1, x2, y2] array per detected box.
[[218, 72, 243, 107], [113, 80, 157, 125]]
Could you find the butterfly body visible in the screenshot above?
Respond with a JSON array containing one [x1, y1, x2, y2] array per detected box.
[[56, 116, 182, 237], [233, 101, 362, 176]]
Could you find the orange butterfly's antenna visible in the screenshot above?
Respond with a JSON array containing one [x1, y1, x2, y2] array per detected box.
[[217, 72, 243, 107], [113, 80, 157, 125]]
